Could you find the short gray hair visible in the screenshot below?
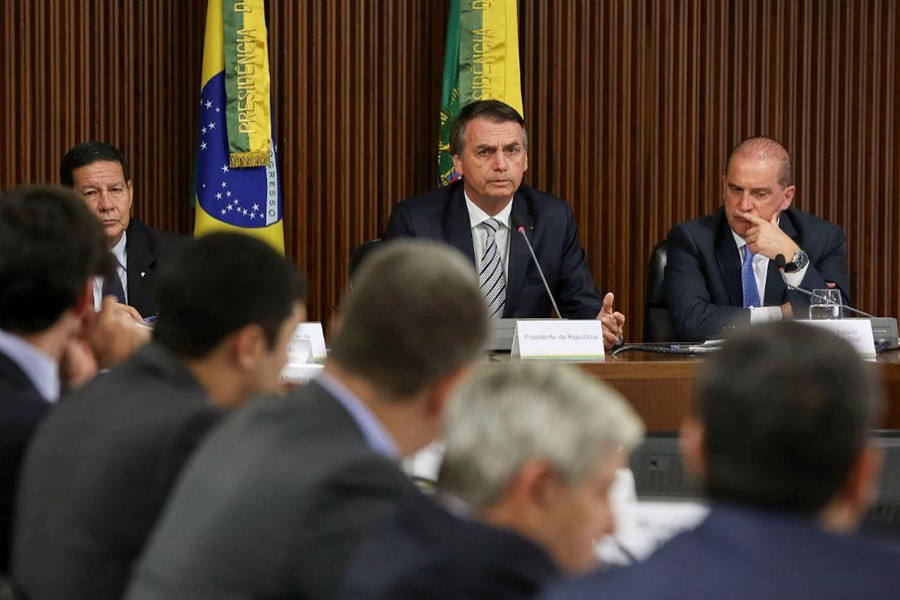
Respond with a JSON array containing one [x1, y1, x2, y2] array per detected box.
[[329, 240, 489, 399], [439, 363, 644, 508]]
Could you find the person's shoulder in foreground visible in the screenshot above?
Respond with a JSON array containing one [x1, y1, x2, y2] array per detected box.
[[540, 502, 900, 600], [342, 490, 560, 600], [342, 362, 644, 600], [541, 321, 900, 600]]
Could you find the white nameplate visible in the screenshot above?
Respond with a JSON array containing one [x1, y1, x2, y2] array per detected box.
[[511, 320, 605, 360], [800, 318, 877, 358], [288, 322, 327, 363]]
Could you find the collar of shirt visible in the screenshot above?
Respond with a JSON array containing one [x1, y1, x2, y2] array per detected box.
[[315, 371, 399, 459], [0, 329, 60, 403], [464, 191, 513, 275], [94, 230, 128, 310]]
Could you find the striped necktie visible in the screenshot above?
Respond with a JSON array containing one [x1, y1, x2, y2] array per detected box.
[[741, 246, 761, 308], [479, 218, 506, 318]]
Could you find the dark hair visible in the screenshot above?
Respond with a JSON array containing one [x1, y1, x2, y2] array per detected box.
[[153, 233, 306, 358], [0, 186, 110, 333], [449, 100, 528, 157], [330, 240, 488, 399], [696, 321, 883, 513], [60, 141, 131, 187]]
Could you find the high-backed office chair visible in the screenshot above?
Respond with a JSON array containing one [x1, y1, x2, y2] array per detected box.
[[643, 240, 676, 342], [348, 239, 382, 290]]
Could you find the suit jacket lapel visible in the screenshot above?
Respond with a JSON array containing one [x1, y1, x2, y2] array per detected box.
[[505, 195, 532, 317], [443, 186, 477, 267], [763, 211, 799, 305], [125, 222, 155, 315], [714, 212, 744, 307]]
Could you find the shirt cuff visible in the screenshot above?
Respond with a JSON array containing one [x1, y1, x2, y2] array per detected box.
[[782, 263, 809, 288], [749, 305, 783, 324]]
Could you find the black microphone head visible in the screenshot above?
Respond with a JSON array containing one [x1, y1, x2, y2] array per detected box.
[[775, 254, 786, 270], [510, 213, 526, 232]]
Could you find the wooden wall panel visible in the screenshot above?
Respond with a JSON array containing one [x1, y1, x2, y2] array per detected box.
[[0, 0, 204, 234], [2, 0, 898, 341]]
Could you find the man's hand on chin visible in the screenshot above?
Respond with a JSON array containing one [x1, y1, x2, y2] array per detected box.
[[597, 292, 626, 350], [740, 212, 800, 260]]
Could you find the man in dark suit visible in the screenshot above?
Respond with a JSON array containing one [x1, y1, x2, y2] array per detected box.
[[542, 322, 900, 600], [126, 240, 489, 600], [664, 137, 849, 341], [61, 141, 187, 318], [341, 363, 644, 600], [384, 100, 625, 350], [11, 233, 306, 600], [0, 186, 111, 578]]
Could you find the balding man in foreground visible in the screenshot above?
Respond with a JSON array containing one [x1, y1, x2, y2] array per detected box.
[[664, 137, 849, 341]]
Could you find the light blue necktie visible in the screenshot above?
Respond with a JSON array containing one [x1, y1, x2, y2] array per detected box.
[[741, 247, 761, 308], [479, 219, 506, 318]]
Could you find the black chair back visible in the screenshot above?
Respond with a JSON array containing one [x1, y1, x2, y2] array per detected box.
[[349, 239, 382, 290], [643, 240, 676, 342]]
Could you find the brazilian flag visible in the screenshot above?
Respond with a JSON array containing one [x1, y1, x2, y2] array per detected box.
[[438, 0, 524, 186], [193, 0, 284, 254]]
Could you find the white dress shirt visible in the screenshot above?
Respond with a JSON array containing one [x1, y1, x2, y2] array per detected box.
[[464, 193, 513, 277], [93, 231, 128, 310], [0, 329, 59, 402]]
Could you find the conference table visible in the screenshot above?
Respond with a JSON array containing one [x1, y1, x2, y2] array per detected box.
[[494, 349, 900, 432]]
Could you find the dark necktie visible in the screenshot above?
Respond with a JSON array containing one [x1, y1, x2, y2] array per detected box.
[[103, 256, 127, 304]]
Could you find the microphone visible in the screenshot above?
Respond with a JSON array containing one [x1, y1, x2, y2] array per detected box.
[[510, 214, 563, 318], [775, 254, 874, 318]]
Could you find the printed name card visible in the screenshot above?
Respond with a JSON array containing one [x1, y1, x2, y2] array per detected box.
[[511, 320, 605, 360], [288, 322, 327, 364], [800, 319, 877, 358]]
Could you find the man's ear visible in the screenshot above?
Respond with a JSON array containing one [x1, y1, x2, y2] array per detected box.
[[841, 443, 883, 516], [232, 323, 266, 371], [512, 459, 559, 513], [780, 184, 796, 211], [74, 281, 94, 317], [452, 153, 464, 178], [680, 416, 707, 482]]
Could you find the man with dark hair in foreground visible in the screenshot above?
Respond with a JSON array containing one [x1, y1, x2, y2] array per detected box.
[[0, 185, 148, 585], [126, 240, 489, 600], [542, 322, 900, 600], [12, 233, 306, 600]]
